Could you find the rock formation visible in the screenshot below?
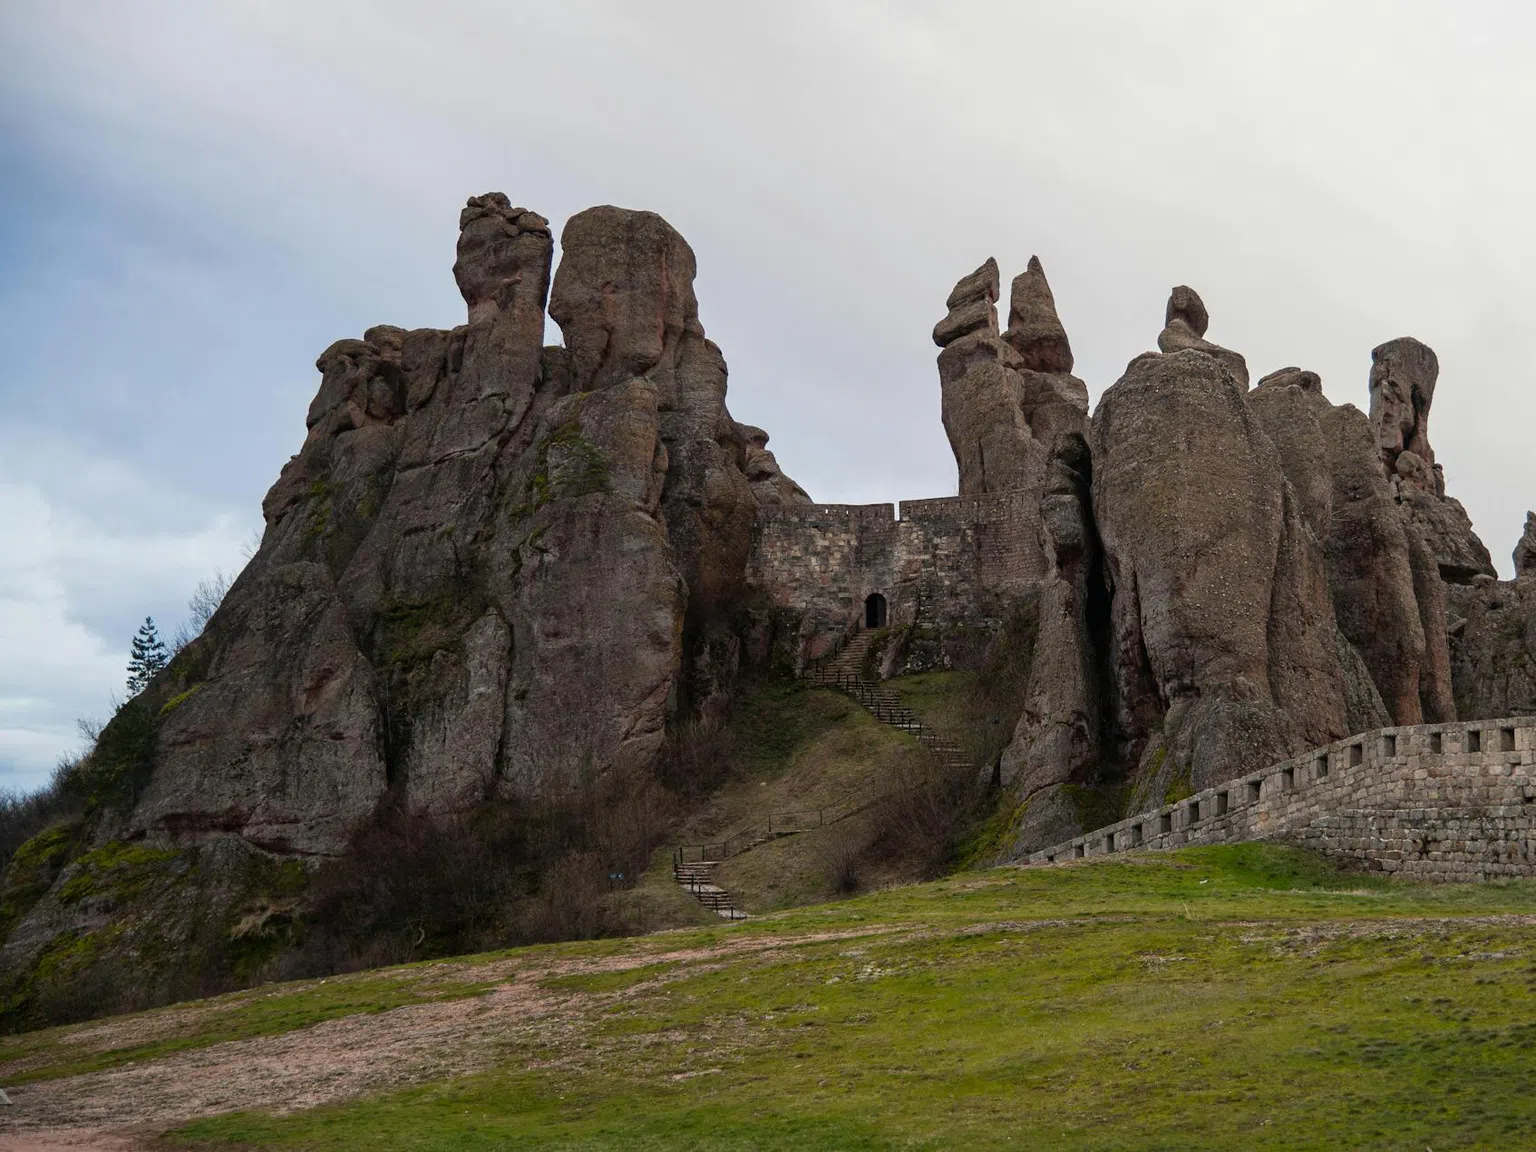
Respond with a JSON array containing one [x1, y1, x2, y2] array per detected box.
[[1, 195, 810, 1002], [1002, 258, 1091, 447], [994, 285, 1502, 854], [8, 202, 1530, 1020], [1156, 285, 1249, 387], [739, 425, 811, 506], [1248, 369, 1453, 725], [1089, 349, 1357, 800], [933, 255, 1087, 497], [1516, 512, 1536, 579], [1368, 338, 1494, 582], [1447, 513, 1536, 719]]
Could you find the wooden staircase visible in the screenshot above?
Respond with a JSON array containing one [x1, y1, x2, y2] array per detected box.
[[672, 860, 747, 920], [804, 629, 974, 774], [668, 627, 978, 920]]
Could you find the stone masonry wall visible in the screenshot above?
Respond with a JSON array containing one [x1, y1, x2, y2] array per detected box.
[[1025, 717, 1536, 880], [747, 488, 1043, 663]]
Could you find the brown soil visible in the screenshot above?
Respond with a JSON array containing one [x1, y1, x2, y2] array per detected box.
[[0, 926, 900, 1149]]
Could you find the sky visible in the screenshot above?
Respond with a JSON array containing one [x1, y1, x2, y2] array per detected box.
[[2, 1, 1534, 791]]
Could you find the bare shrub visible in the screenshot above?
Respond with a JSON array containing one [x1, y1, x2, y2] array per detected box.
[[815, 829, 866, 894], [173, 571, 232, 652], [0, 756, 86, 872], [294, 746, 693, 975], [653, 713, 735, 801], [862, 750, 985, 880]]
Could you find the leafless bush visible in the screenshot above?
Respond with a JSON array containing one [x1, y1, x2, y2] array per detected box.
[[294, 749, 690, 974], [0, 756, 86, 871], [815, 828, 866, 894], [861, 751, 985, 879], [653, 713, 735, 800], [173, 571, 231, 652]]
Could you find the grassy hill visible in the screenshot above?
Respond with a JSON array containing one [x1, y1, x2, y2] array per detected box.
[[6, 844, 1536, 1149]]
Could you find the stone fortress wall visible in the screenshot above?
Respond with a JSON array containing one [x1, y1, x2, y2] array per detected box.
[[746, 487, 1044, 661], [1026, 717, 1536, 880]]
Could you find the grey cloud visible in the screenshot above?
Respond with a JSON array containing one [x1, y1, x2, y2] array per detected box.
[[1, 0, 1534, 777]]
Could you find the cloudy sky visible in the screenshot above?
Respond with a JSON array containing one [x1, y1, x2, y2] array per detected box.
[[2, 1, 1533, 791]]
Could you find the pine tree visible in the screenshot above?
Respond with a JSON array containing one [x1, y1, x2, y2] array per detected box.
[[126, 616, 169, 694]]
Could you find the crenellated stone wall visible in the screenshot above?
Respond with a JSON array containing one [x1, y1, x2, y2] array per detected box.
[[1025, 717, 1536, 880], [747, 488, 1044, 664]]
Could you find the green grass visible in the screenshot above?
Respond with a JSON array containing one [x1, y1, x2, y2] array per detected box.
[[6, 843, 1521, 1150], [888, 670, 979, 744], [698, 682, 928, 912]]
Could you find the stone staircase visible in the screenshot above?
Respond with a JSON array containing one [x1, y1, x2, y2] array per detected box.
[[804, 629, 974, 774], [672, 859, 748, 920], [668, 628, 977, 920]]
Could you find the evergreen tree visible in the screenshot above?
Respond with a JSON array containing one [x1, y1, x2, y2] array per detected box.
[[126, 616, 169, 694]]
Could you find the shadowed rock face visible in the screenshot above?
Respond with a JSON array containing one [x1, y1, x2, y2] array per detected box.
[[1369, 337, 1494, 582], [1088, 349, 1355, 797], [1516, 512, 1536, 578], [113, 195, 806, 859], [1448, 514, 1536, 718], [1000, 432, 1105, 847]]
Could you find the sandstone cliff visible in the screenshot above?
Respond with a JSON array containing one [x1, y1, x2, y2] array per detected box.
[[0, 195, 806, 1016], [976, 285, 1492, 855]]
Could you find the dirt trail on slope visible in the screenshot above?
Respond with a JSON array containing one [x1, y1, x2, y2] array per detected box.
[[0, 927, 898, 1149]]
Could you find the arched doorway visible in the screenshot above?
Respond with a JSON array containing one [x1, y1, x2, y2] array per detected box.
[[864, 592, 888, 629]]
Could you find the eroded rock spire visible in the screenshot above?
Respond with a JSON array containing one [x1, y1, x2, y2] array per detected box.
[[1155, 284, 1249, 387], [1368, 338, 1494, 582]]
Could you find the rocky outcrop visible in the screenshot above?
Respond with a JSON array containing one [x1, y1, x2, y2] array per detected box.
[[985, 288, 1499, 854], [1368, 338, 1494, 582], [1246, 375, 1428, 727], [1003, 259, 1090, 448], [1089, 349, 1356, 801], [1513, 512, 1536, 578], [986, 282, 1519, 857], [934, 256, 1087, 498], [934, 258, 1042, 496], [1446, 512, 1536, 720], [3, 193, 825, 1017], [738, 425, 811, 506], [1156, 285, 1249, 388], [1003, 256, 1073, 374], [32, 195, 804, 861], [1000, 432, 1103, 846], [1449, 579, 1536, 720]]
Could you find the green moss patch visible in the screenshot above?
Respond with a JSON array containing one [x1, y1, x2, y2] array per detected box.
[[0, 821, 82, 938], [56, 841, 184, 906]]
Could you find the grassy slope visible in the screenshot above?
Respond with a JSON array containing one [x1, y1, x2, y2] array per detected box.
[[8, 845, 1536, 1149], [685, 681, 929, 914]]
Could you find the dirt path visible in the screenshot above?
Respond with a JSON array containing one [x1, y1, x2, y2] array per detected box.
[[0, 927, 900, 1149]]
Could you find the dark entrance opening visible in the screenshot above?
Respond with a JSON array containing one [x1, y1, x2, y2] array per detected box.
[[864, 592, 888, 628]]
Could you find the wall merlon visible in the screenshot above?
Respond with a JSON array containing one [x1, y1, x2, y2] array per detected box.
[[1028, 716, 1536, 879], [747, 484, 1045, 664]]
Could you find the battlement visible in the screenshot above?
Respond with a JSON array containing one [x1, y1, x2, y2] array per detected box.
[[747, 486, 1045, 665], [754, 501, 897, 525], [1027, 717, 1536, 881]]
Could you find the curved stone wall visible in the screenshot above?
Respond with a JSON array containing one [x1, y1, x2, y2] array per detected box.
[[1026, 717, 1536, 881]]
